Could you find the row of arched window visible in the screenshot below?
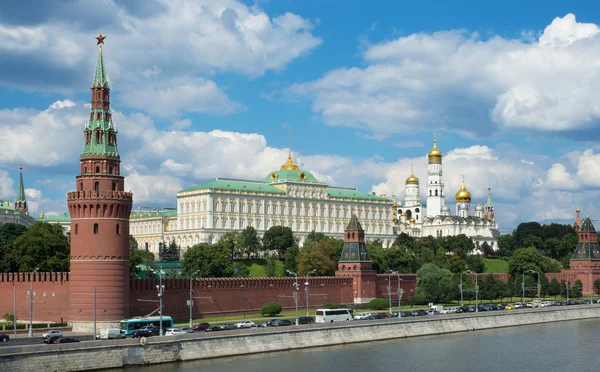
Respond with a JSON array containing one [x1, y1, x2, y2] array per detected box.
[[73, 223, 121, 236]]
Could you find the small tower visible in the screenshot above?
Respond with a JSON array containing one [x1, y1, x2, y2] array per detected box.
[[570, 214, 600, 293], [335, 214, 376, 303], [67, 34, 133, 330], [426, 133, 445, 217], [483, 188, 494, 220], [14, 166, 28, 215], [573, 208, 582, 231]]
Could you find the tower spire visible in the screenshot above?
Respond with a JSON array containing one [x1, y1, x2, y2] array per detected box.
[[14, 166, 28, 215]]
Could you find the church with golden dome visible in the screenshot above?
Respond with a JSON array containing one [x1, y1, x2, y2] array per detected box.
[[393, 135, 500, 253]]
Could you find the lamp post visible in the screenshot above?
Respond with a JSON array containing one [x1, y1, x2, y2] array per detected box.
[[459, 271, 467, 306], [387, 275, 392, 314], [521, 271, 526, 305], [583, 271, 592, 304], [566, 279, 569, 302], [153, 267, 165, 336], [466, 270, 478, 312], [305, 269, 316, 316], [525, 269, 540, 308], [189, 270, 200, 328], [390, 271, 403, 318], [287, 270, 300, 325]]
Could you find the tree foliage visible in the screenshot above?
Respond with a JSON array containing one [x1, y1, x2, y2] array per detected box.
[[594, 279, 600, 297], [129, 235, 154, 278], [284, 245, 299, 273], [548, 278, 562, 300], [416, 263, 454, 304], [182, 242, 233, 278], [261, 302, 282, 316], [262, 226, 295, 259], [5, 222, 69, 272], [571, 279, 583, 299], [233, 262, 250, 278], [159, 240, 180, 262], [0, 223, 28, 272], [237, 227, 261, 259], [368, 298, 389, 310], [297, 239, 337, 276]]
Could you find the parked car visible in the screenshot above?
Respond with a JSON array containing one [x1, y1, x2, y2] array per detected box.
[[165, 328, 187, 336], [41, 330, 63, 339], [255, 323, 268, 328], [353, 312, 372, 320], [270, 319, 293, 327], [456, 306, 471, 313], [204, 326, 222, 332], [100, 328, 125, 340], [181, 327, 195, 334], [297, 316, 314, 324], [411, 309, 428, 316], [496, 304, 506, 310], [44, 334, 63, 344], [427, 309, 440, 316], [400, 311, 413, 317], [132, 329, 154, 338], [139, 325, 160, 336], [192, 323, 210, 331], [55, 337, 80, 344], [219, 323, 236, 331], [0, 333, 9, 342], [235, 321, 255, 329], [371, 312, 388, 319]]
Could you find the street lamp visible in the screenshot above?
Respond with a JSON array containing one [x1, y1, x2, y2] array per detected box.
[[387, 275, 393, 314], [151, 266, 166, 336], [465, 270, 478, 313], [304, 269, 316, 316], [189, 270, 200, 328], [390, 271, 403, 318], [287, 270, 300, 325], [459, 271, 467, 307], [525, 270, 540, 308], [583, 271, 592, 304]]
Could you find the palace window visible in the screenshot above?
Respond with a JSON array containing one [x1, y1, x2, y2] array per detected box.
[[93, 223, 99, 234], [116, 224, 121, 235], [74, 224, 78, 235], [94, 182, 99, 193]]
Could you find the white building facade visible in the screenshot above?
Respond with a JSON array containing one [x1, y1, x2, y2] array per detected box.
[[131, 154, 395, 256]]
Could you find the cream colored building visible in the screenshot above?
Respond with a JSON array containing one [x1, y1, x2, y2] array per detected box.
[[131, 153, 395, 256]]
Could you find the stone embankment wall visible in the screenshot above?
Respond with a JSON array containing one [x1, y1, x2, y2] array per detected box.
[[1, 306, 599, 372]]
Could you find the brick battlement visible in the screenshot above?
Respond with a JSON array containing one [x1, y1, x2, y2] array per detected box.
[[0, 272, 69, 283], [67, 190, 133, 201], [131, 276, 354, 292]]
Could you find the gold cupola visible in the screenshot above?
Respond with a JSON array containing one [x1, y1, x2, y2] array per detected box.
[[428, 133, 442, 164], [280, 150, 299, 171], [455, 177, 472, 203], [406, 164, 419, 185]]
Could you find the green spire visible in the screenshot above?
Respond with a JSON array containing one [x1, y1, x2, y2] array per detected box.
[[92, 45, 109, 88], [485, 188, 493, 208], [16, 166, 26, 202], [346, 214, 363, 231]]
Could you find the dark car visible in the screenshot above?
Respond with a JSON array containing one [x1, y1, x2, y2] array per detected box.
[[400, 311, 413, 317], [456, 306, 471, 313], [204, 326, 222, 332], [271, 319, 293, 327], [55, 337, 80, 344], [132, 329, 153, 338], [193, 323, 210, 331], [140, 325, 160, 336], [371, 312, 388, 319], [411, 309, 428, 316], [0, 333, 9, 342], [297, 316, 314, 324], [219, 323, 236, 331], [44, 334, 62, 344], [496, 304, 506, 310]]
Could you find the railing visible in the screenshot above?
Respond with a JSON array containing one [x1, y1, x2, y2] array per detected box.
[[67, 190, 133, 201]]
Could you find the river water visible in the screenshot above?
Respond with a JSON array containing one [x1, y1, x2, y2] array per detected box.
[[128, 319, 599, 372]]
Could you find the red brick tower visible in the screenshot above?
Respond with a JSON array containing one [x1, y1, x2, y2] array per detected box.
[[335, 214, 376, 303], [67, 34, 133, 330]]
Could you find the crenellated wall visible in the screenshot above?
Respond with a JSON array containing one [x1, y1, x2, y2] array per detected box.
[[0, 273, 70, 323]]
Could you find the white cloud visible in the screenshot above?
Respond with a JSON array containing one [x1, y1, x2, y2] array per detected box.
[[576, 149, 600, 187], [394, 140, 424, 148], [24, 188, 42, 200], [124, 170, 183, 205], [289, 13, 600, 137], [521, 159, 535, 166], [0, 169, 15, 200], [546, 163, 579, 190]]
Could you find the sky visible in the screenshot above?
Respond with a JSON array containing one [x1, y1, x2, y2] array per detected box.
[[1, 0, 600, 233]]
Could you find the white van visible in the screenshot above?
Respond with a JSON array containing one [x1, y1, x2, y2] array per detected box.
[[100, 328, 125, 340], [315, 309, 354, 323]]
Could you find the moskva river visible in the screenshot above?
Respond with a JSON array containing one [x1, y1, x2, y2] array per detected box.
[[129, 319, 599, 372]]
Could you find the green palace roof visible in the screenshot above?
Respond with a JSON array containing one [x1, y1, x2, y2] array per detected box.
[[130, 210, 177, 219], [38, 213, 71, 223], [264, 169, 319, 183], [180, 179, 285, 194]]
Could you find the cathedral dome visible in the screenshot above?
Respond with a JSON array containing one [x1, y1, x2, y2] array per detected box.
[[409, 217, 415, 224], [458, 202, 468, 210], [475, 204, 483, 212], [406, 174, 419, 185], [441, 205, 450, 214], [455, 179, 471, 203], [428, 135, 442, 164]]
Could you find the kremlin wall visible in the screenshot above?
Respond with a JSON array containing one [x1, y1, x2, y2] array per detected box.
[[0, 36, 599, 328]]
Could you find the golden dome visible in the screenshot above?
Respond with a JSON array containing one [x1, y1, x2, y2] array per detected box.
[[455, 178, 471, 203], [409, 217, 415, 223], [400, 212, 406, 216], [576, 208, 581, 212], [280, 152, 299, 171], [405, 164, 419, 185], [427, 133, 442, 163]]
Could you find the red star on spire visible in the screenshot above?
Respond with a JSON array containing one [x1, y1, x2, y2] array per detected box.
[[96, 33, 107, 45]]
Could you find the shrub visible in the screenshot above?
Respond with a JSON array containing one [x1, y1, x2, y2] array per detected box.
[[3, 313, 14, 323], [261, 301, 282, 316], [323, 303, 338, 309], [368, 298, 389, 310], [412, 293, 428, 306]]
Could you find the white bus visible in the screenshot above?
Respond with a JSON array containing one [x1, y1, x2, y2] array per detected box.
[[315, 308, 354, 323]]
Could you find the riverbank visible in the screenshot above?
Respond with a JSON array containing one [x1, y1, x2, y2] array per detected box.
[[1, 305, 599, 372]]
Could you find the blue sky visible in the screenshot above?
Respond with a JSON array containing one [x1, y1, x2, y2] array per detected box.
[[1, 0, 600, 232]]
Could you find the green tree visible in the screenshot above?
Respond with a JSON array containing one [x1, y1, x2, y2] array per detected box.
[[542, 238, 561, 259], [129, 235, 155, 278], [238, 227, 261, 259], [446, 255, 468, 274], [548, 278, 562, 300], [465, 254, 485, 273], [284, 245, 299, 273], [496, 280, 510, 302], [479, 274, 499, 302], [368, 298, 389, 310], [6, 222, 69, 272], [508, 247, 542, 277], [416, 263, 454, 304], [159, 240, 180, 262], [262, 226, 295, 259], [440, 235, 473, 259], [261, 302, 282, 316], [539, 256, 563, 273], [0, 223, 28, 272], [522, 234, 544, 251], [182, 242, 234, 277], [497, 234, 514, 257], [513, 222, 545, 249], [233, 262, 250, 278], [297, 239, 337, 276], [366, 240, 387, 273], [572, 279, 583, 299], [221, 231, 239, 260], [392, 233, 416, 250], [386, 245, 413, 273], [593, 279, 600, 297], [306, 230, 326, 244], [265, 255, 277, 277]]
